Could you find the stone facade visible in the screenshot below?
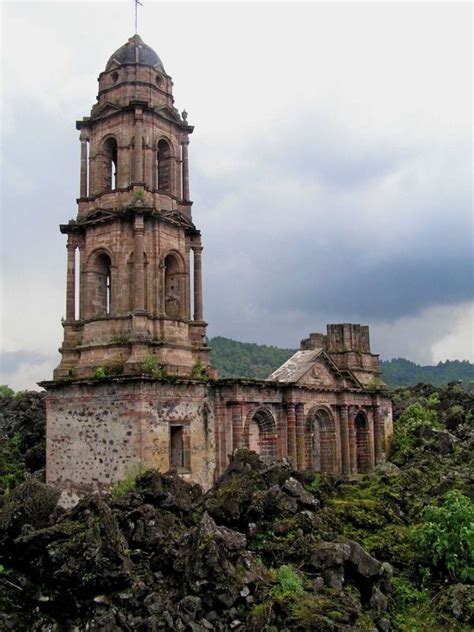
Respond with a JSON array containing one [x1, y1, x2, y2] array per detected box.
[[42, 36, 392, 503]]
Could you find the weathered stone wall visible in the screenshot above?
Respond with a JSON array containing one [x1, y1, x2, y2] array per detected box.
[[210, 382, 391, 480], [46, 378, 214, 505], [45, 375, 391, 505]]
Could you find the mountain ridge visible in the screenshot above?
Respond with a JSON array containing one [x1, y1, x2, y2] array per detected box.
[[209, 336, 474, 387]]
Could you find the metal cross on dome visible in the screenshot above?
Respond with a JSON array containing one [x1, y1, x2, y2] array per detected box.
[[134, 0, 143, 35]]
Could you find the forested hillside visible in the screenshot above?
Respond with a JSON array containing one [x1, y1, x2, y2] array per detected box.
[[381, 358, 473, 387], [210, 337, 474, 387], [209, 336, 296, 380]]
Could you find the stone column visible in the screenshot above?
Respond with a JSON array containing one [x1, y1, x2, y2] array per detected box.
[[214, 398, 227, 478], [286, 403, 297, 466], [116, 145, 129, 189], [66, 239, 76, 321], [158, 261, 165, 316], [339, 405, 350, 476], [348, 407, 357, 475], [277, 405, 288, 458], [185, 243, 191, 319], [78, 241, 85, 319], [176, 155, 182, 200], [134, 107, 143, 183], [79, 133, 88, 198], [295, 403, 305, 469], [232, 403, 243, 453], [193, 245, 203, 321], [143, 139, 153, 189], [181, 140, 190, 200], [373, 404, 384, 465], [133, 214, 145, 312]]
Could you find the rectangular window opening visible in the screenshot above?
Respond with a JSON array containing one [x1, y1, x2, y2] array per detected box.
[[170, 425, 191, 471]]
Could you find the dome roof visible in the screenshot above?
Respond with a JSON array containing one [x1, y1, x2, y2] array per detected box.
[[106, 34, 164, 71]]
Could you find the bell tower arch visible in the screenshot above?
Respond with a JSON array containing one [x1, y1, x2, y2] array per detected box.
[[55, 35, 211, 379]]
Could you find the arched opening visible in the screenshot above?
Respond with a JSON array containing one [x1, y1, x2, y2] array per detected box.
[[164, 253, 181, 318], [244, 408, 277, 465], [102, 137, 118, 191], [91, 252, 112, 317], [305, 408, 337, 473], [157, 139, 171, 193], [355, 411, 371, 473]]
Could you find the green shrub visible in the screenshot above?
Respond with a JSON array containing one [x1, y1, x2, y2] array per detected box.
[[14, 390, 31, 401], [0, 434, 26, 493], [190, 358, 208, 380], [271, 564, 304, 600], [415, 490, 474, 581], [93, 366, 107, 379], [390, 576, 436, 631], [142, 354, 165, 378], [426, 393, 440, 407], [111, 334, 130, 345], [110, 463, 146, 499], [392, 576, 426, 610], [304, 473, 322, 494], [0, 385, 14, 399], [390, 403, 439, 461]]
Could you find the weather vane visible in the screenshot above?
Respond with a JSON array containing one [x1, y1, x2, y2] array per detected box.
[[134, 0, 143, 35]]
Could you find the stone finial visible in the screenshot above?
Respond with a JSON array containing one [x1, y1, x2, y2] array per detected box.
[[182, 109, 188, 123]]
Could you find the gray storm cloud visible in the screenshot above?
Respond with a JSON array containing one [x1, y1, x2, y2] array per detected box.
[[1, 2, 472, 389]]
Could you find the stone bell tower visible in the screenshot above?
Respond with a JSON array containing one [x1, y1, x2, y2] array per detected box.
[[55, 35, 210, 379]]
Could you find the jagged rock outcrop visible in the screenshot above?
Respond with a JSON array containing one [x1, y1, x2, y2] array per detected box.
[[0, 451, 393, 631]]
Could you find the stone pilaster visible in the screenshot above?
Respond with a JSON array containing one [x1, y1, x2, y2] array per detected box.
[[181, 140, 190, 200], [78, 241, 85, 319], [348, 407, 357, 475], [286, 403, 297, 466], [193, 245, 203, 321], [339, 405, 350, 476], [79, 132, 88, 198], [185, 243, 191, 319], [373, 403, 384, 465], [176, 153, 182, 200], [158, 260, 165, 316], [133, 214, 145, 312], [277, 404, 288, 458], [133, 107, 143, 183], [231, 403, 243, 453], [296, 403, 305, 469], [66, 239, 76, 321]]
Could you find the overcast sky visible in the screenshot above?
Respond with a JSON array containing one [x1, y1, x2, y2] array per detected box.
[[1, 1, 472, 390]]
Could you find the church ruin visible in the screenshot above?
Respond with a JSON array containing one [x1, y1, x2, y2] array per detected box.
[[41, 35, 392, 504]]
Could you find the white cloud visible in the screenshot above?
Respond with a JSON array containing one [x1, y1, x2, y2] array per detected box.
[[371, 301, 474, 365], [0, 358, 52, 393], [431, 302, 474, 364]]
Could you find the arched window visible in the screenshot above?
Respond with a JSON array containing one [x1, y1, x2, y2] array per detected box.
[[102, 137, 118, 191], [244, 408, 277, 464], [305, 408, 337, 473], [157, 139, 171, 193], [355, 411, 371, 473], [91, 253, 112, 316], [164, 253, 181, 318]]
